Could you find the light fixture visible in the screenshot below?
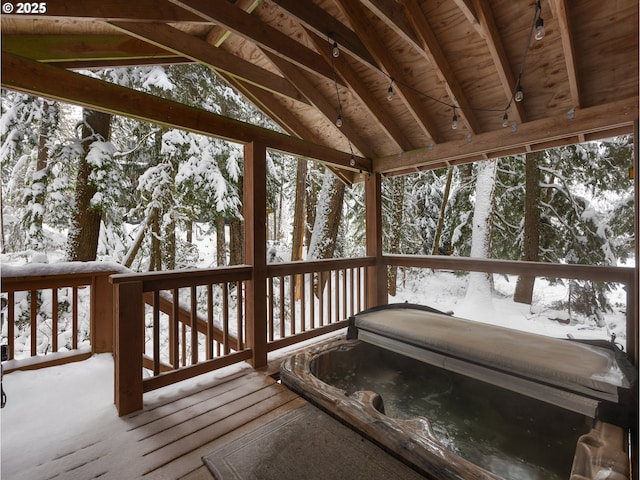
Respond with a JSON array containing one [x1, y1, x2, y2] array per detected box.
[[387, 81, 394, 101], [451, 108, 458, 130], [502, 112, 509, 127], [514, 84, 524, 102], [336, 113, 343, 128], [534, 17, 545, 40], [332, 41, 339, 58], [350, 156, 356, 167]]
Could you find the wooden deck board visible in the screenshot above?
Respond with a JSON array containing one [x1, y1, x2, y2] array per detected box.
[[2, 362, 307, 480]]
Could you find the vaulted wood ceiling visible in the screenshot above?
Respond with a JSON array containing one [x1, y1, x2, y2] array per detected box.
[[1, 0, 638, 181]]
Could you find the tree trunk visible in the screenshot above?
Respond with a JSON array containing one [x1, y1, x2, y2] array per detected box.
[[432, 167, 453, 255], [164, 219, 176, 270], [514, 151, 542, 304], [66, 109, 111, 261], [387, 176, 405, 296], [292, 160, 307, 299], [305, 168, 319, 249], [215, 216, 226, 266], [308, 171, 345, 296], [464, 160, 497, 305], [150, 208, 161, 271], [229, 217, 243, 265]]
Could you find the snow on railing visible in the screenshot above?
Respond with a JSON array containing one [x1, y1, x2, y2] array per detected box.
[[1, 261, 126, 371]]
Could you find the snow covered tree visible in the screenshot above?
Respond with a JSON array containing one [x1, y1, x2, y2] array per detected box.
[[66, 109, 112, 261]]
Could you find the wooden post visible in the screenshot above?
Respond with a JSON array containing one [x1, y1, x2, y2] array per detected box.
[[91, 272, 114, 354], [632, 118, 639, 368], [244, 142, 268, 368], [365, 172, 387, 308], [114, 280, 143, 415]]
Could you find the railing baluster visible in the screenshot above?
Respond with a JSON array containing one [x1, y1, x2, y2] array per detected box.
[[268, 277, 274, 342], [222, 283, 229, 355], [327, 271, 332, 324], [289, 275, 296, 336], [342, 268, 347, 320], [318, 272, 324, 327], [170, 288, 179, 368], [308, 273, 315, 329], [30, 289, 37, 356], [8, 291, 14, 360], [153, 291, 160, 376], [207, 284, 214, 360], [236, 281, 243, 350], [300, 274, 306, 332], [52, 288, 58, 353], [190, 286, 198, 365], [279, 276, 285, 339], [72, 287, 78, 350], [181, 319, 187, 367]]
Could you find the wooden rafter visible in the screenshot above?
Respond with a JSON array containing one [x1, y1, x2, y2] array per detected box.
[[306, 31, 414, 153], [375, 97, 637, 173], [168, 0, 344, 87], [1, 34, 181, 65], [223, 73, 356, 185], [548, 0, 581, 108], [364, 0, 481, 134], [205, 0, 261, 47], [451, 0, 482, 36], [471, 0, 527, 123], [334, 0, 443, 144], [1, 0, 206, 22], [108, 22, 309, 105], [263, 51, 373, 158], [268, 0, 378, 70], [1, 53, 369, 172]]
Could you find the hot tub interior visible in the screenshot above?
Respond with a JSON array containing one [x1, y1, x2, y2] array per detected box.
[[313, 340, 591, 480]]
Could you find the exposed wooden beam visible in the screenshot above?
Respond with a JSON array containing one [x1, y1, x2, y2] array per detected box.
[[2, 0, 206, 22], [263, 51, 373, 158], [1, 53, 369, 173], [375, 97, 637, 173], [268, 0, 378, 70], [307, 31, 414, 153], [168, 0, 344, 87], [364, 0, 481, 134], [471, 0, 527, 123], [334, 0, 443, 144], [206, 0, 261, 47], [451, 0, 483, 36], [108, 22, 309, 105], [1, 34, 179, 64], [223, 74, 356, 185], [548, 0, 581, 108]]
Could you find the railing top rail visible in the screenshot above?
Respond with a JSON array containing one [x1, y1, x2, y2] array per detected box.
[[266, 256, 376, 277], [384, 254, 635, 284], [110, 264, 253, 291], [1, 261, 127, 291]]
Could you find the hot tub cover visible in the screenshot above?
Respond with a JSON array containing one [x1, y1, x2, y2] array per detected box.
[[349, 304, 635, 417]]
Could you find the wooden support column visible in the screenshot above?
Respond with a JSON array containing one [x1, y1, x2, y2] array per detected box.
[[114, 280, 143, 415], [365, 172, 388, 308], [244, 142, 268, 368], [91, 272, 115, 353]]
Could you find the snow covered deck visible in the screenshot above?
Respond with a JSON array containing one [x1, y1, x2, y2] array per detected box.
[[1, 354, 306, 480]]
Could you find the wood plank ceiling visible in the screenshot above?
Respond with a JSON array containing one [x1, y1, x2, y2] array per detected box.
[[1, 0, 638, 180]]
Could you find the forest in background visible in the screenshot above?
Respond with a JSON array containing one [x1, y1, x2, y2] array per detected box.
[[1, 64, 635, 322]]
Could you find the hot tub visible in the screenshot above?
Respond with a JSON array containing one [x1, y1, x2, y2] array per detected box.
[[280, 304, 635, 480]]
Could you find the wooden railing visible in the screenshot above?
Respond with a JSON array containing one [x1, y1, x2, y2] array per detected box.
[[0, 262, 124, 372], [385, 255, 637, 361], [2, 255, 635, 415], [266, 257, 374, 351]]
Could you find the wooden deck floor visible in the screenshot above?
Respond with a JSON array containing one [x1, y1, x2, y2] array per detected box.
[[2, 360, 308, 480]]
